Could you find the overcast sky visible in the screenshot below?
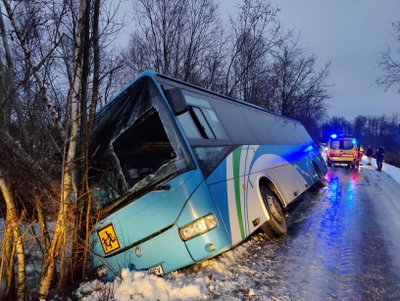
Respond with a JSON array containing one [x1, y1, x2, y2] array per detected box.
[[221, 0, 400, 120], [121, 0, 399, 120]]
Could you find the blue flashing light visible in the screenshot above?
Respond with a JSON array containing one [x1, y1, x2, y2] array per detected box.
[[330, 134, 338, 139], [352, 139, 357, 144]]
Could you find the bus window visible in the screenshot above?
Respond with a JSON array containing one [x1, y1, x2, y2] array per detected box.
[[177, 112, 202, 139], [90, 79, 194, 208], [193, 145, 232, 177], [112, 108, 177, 191], [181, 91, 228, 141], [190, 106, 216, 139], [202, 108, 228, 140], [185, 94, 212, 108], [211, 100, 256, 144]]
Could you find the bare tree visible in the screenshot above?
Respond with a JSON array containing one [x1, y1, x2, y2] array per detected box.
[[125, 0, 223, 87], [377, 21, 400, 94], [129, 0, 186, 75], [353, 115, 368, 137], [0, 0, 124, 298], [224, 0, 286, 99], [264, 40, 330, 125]]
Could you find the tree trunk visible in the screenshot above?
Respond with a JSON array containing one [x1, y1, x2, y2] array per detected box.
[[34, 195, 51, 253], [82, 0, 101, 280], [0, 209, 15, 301], [0, 174, 26, 301], [70, 0, 91, 284], [38, 0, 87, 296]]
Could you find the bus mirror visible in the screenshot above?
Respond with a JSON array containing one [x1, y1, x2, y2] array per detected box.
[[164, 87, 188, 115]]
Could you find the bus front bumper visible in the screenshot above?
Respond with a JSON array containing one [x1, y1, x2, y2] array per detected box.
[[93, 224, 195, 281]]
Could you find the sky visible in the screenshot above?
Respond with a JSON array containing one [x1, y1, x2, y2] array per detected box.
[[220, 0, 400, 120], [119, 0, 400, 120]]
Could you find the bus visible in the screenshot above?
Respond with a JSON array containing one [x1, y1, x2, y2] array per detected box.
[[89, 70, 327, 280]]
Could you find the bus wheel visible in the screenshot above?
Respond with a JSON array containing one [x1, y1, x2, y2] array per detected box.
[[313, 163, 327, 188], [260, 184, 287, 238]]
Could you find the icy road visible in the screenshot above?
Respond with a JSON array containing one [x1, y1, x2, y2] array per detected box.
[[223, 164, 400, 300], [77, 164, 400, 301]]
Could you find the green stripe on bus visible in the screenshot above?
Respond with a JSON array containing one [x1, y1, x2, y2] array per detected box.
[[233, 147, 245, 240]]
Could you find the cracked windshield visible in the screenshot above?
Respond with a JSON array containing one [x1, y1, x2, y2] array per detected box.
[[90, 79, 191, 208]]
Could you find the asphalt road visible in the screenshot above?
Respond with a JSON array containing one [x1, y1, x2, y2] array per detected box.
[[233, 164, 400, 301]]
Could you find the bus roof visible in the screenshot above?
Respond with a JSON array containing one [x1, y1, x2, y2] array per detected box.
[[156, 72, 301, 124], [95, 70, 301, 125]]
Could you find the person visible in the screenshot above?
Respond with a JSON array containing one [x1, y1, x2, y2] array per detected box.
[[352, 145, 358, 168], [376, 145, 385, 171], [358, 145, 364, 165], [366, 145, 373, 165]]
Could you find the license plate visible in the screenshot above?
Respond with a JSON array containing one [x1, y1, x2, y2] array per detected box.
[[149, 265, 164, 276]]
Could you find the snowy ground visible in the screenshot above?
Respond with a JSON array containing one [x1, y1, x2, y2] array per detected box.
[[74, 156, 400, 301], [74, 242, 255, 301]]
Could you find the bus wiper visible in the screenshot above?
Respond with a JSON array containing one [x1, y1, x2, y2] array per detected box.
[[152, 184, 171, 191]]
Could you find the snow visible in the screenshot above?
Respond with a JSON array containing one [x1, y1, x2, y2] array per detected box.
[[373, 158, 400, 183], [74, 243, 252, 301], [359, 155, 400, 183]]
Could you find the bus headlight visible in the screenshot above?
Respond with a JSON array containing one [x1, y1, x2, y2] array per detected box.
[[179, 213, 218, 241]]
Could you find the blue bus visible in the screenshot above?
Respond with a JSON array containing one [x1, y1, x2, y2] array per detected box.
[[89, 70, 327, 280]]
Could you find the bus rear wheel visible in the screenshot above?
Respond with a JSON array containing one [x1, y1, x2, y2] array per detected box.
[[260, 184, 287, 238], [313, 163, 327, 188]]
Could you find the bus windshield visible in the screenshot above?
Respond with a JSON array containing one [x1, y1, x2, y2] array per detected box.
[[90, 78, 193, 208]]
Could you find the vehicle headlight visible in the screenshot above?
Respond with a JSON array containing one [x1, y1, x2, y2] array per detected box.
[[179, 213, 218, 241]]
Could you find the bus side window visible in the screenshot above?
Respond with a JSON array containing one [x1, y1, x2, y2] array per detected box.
[[180, 91, 229, 141], [202, 109, 228, 140], [177, 112, 202, 139], [190, 106, 216, 139]]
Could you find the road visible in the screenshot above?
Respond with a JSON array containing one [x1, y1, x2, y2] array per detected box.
[[230, 164, 400, 300]]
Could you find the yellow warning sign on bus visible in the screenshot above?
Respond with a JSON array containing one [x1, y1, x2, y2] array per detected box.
[[98, 224, 120, 254]]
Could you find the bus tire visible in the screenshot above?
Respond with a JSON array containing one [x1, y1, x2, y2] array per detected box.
[[260, 184, 287, 238], [313, 163, 327, 188]]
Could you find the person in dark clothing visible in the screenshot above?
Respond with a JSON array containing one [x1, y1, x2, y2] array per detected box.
[[366, 145, 373, 165], [376, 146, 384, 171]]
